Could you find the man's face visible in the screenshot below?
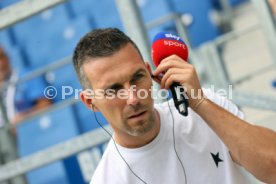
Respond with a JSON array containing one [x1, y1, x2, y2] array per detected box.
[[0, 48, 11, 82], [82, 43, 155, 137]]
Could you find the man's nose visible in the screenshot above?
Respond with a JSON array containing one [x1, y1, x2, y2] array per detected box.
[[127, 94, 139, 106], [126, 85, 139, 106]]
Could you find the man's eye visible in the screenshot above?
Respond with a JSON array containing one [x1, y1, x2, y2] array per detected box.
[[132, 74, 144, 83], [104, 88, 119, 96]]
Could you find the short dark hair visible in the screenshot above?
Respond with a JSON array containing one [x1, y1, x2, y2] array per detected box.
[[73, 28, 142, 89]]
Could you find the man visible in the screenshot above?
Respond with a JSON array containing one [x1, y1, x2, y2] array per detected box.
[[73, 28, 276, 184], [0, 47, 51, 128]]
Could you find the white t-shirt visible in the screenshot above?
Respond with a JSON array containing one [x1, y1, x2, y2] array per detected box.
[[90, 89, 255, 184], [0, 72, 17, 127]]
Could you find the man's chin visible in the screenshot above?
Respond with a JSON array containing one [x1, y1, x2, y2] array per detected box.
[[125, 121, 154, 137], [124, 109, 156, 136]]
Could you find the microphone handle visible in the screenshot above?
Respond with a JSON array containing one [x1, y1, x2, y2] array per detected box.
[[170, 82, 189, 116]]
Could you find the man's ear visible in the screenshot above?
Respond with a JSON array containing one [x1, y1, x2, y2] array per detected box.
[[80, 90, 99, 111], [145, 62, 161, 84], [145, 62, 153, 74]]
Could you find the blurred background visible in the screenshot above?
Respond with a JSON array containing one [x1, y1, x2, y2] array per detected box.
[[0, 0, 275, 183]]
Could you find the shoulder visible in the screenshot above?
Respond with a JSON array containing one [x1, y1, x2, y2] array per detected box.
[[203, 88, 244, 119]]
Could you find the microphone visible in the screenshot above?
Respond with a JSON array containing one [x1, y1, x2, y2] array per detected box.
[[151, 32, 189, 116]]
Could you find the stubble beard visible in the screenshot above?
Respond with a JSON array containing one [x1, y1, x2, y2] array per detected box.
[[123, 108, 156, 137]]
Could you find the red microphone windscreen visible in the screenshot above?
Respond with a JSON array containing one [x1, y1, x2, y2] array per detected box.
[[151, 33, 189, 67]]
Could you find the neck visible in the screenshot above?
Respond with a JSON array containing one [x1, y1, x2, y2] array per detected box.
[[114, 109, 160, 148]]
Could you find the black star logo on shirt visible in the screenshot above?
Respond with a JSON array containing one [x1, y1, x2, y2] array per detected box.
[[211, 152, 223, 168]]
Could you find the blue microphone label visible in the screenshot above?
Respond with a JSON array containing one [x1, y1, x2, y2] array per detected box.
[[153, 32, 185, 44]]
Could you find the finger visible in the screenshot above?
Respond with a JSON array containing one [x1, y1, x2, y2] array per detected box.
[[164, 73, 189, 90], [153, 59, 189, 76], [160, 68, 190, 89], [153, 54, 192, 76], [160, 54, 187, 64], [151, 75, 161, 85], [159, 55, 190, 69]]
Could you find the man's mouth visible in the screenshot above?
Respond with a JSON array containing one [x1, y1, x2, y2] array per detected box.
[[128, 110, 146, 119]]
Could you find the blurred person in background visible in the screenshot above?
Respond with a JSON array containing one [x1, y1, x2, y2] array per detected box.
[[269, 0, 276, 15], [0, 46, 52, 130]]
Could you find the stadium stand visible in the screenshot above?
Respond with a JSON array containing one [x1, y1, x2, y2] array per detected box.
[[73, 102, 109, 155], [137, 0, 177, 41], [0, 0, 19, 8], [0, 29, 13, 49], [11, 4, 71, 48], [169, 0, 222, 47], [68, 0, 123, 29], [73, 102, 108, 134], [211, 0, 248, 8], [23, 16, 92, 69], [17, 106, 86, 184], [45, 64, 81, 102]]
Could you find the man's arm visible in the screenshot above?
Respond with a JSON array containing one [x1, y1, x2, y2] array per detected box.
[[13, 98, 52, 124], [193, 98, 276, 183], [152, 54, 276, 184]]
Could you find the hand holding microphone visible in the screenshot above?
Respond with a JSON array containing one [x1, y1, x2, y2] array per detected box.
[[151, 33, 203, 115]]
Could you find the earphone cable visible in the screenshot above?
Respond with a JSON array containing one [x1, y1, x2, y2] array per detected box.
[[92, 100, 187, 184], [92, 108, 147, 184], [167, 99, 187, 184]]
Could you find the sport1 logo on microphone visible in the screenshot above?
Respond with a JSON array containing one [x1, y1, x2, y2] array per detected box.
[[164, 40, 187, 49], [163, 33, 187, 50], [164, 33, 181, 40]]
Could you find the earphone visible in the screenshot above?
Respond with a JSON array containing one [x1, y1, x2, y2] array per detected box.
[[91, 101, 187, 184]]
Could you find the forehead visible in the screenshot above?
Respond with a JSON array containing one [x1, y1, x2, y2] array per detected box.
[[83, 44, 145, 89]]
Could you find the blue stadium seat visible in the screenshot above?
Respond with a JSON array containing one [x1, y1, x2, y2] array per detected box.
[[17, 106, 84, 184], [17, 107, 79, 156], [23, 162, 70, 184], [86, 0, 123, 29], [137, 0, 177, 41], [11, 4, 71, 47], [45, 64, 82, 102], [170, 0, 221, 47], [67, 0, 94, 17], [24, 16, 92, 69], [138, 0, 173, 23], [0, 0, 20, 8], [73, 102, 108, 133], [73, 102, 109, 156], [68, 0, 123, 29]]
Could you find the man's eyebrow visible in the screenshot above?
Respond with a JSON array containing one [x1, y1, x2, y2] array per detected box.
[[103, 68, 147, 90], [105, 83, 122, 91], [132, 68, 147, 78]]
